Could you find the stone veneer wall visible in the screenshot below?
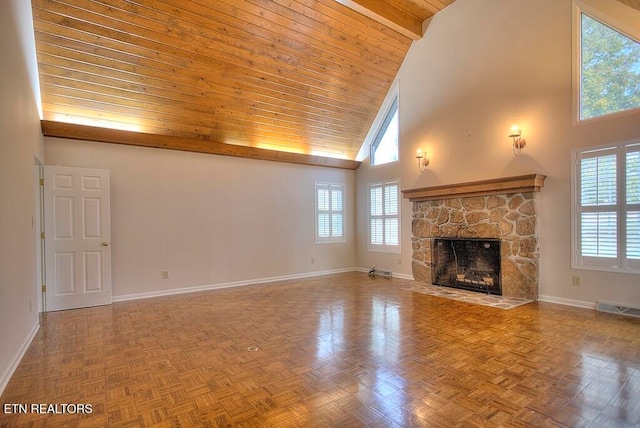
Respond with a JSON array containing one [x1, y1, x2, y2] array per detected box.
[[411, 192, 539, 300]]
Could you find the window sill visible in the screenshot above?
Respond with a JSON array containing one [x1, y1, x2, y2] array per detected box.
[[572, 264, 640, 275], [368, 246, 401, 254], [369, 160, 399, 169], [316, 239, 347, 245]]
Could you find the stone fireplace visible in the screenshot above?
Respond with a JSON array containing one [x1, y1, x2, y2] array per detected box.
[[402, 175, 546, 300]]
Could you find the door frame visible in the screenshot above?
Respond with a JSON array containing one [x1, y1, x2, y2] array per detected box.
[[34, 158, 45, 313]]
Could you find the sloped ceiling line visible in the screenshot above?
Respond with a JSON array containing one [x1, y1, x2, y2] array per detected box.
[[33, 0, 455, 168]]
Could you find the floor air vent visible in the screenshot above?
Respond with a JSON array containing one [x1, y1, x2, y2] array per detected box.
[[596, 302, 640, 318], [368, 268, 392, 279]]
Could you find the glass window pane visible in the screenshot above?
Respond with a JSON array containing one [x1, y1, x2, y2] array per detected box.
[[373, 110, 398, 165], [370, 219, 383, 245], [332, 214, 343, 238], [581, 155, 616, 206], [370, 187, 383, 216], [331, 189, 343, 211], [580, 14, 640, 120], [385, 184, 398, 215], [317, 188, 329, 211], [371, 98, 399, 166], [628, 211, 640, 260], [581, 212, 617, 257], [385, 218, 399, 246], [318, 213, 330, 238], [627, 151, 640, 204]]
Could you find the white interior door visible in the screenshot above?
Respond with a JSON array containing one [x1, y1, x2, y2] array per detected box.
[[44, 166, 112, 311]]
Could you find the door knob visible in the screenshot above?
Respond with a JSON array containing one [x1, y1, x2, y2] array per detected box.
[[102, 242, 109, 247]]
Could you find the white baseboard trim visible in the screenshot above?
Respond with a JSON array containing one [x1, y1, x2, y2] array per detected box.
[[391, 272, 414, 280], [538, 295, 596, 310], [0, 322, 39, 397], [112, 267, 360, 302]]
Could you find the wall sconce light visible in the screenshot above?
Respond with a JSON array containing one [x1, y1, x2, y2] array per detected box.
[[509, 124, 526, 156], [416, 149, 429, 172]]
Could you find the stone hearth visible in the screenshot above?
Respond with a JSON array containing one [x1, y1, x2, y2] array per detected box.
[[403, 175, 545, 300]]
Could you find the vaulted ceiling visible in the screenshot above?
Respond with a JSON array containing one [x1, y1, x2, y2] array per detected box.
[[32, 0, 455, 169], [33, 1, 638, 169]]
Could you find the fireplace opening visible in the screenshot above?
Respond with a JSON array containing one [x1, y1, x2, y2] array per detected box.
[[431, 238, 501, 295]]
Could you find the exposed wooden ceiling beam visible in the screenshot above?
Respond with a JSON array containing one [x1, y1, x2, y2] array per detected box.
[[334, 0, 423, 40], [41, 121, 361, 170]]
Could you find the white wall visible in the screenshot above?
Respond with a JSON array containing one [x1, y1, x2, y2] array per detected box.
[[0, 0, 45, 394], [356, 0, 640, 307], [45, 139, 356, 298]]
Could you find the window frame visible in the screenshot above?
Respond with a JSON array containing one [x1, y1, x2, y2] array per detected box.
[[572, 140, 640, 274], [368, 180, 401, 254], [572, 0, 640, 125], [315, 182, 346, 244]]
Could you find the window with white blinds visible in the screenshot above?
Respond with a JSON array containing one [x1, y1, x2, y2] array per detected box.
[[315, 183, 345, 243], [573, 142, 640, 272], [369, 181, 400, 253]]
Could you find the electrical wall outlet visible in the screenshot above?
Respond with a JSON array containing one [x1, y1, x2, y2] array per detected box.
[[311, 258, 315, 264], [397, 258, 402, 265], [162, 271, 169, 279], [572, 275, 580, 286]]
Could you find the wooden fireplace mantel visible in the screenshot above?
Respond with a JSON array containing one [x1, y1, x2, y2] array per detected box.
[[402, 174, 546, 202]]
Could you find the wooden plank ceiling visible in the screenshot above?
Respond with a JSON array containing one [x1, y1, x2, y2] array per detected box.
[[32, 0, 455, 169]]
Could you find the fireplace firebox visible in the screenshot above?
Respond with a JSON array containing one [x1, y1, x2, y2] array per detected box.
[[431, 238, 501, 295]]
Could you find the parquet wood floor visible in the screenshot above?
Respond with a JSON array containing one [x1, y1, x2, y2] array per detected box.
[[1, 272, 639, 427]]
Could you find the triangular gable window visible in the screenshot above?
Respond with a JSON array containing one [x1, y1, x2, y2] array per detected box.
[[370, 96, 399, 166], [580, 13, 640, 120]]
